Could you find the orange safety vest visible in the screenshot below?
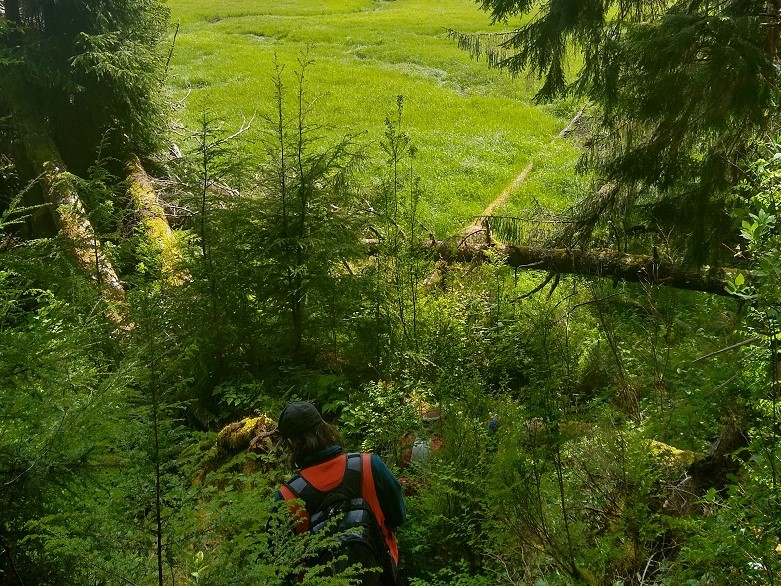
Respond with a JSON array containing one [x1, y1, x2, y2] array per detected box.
[[279, 452, 399, 565]]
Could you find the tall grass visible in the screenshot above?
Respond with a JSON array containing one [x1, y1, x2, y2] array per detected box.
[[166, 0, 583, 236]]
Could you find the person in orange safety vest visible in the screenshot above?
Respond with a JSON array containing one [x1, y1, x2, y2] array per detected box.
[[274, 401, 406, 585]]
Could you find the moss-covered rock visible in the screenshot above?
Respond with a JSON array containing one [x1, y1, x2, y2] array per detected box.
[[647, 439, 701, 469], [216, 414, 276, 453], [199, 415, 279, 480]]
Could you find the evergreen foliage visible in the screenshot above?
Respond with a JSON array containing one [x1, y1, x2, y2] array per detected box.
[[252, 58, 367, 355], [0, 0, 170, 173], [155, 58, 372, 419], [451, 0, 781, 262], [364, 96, 432, 377], [0, 210, 122, 581]]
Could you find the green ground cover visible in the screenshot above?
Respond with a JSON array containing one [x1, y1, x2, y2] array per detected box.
[[165, 0, 584, 236]]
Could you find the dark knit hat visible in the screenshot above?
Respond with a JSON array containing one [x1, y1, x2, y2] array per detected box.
[[277, 401, 323, 438]]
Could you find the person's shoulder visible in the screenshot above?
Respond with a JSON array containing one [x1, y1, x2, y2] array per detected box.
[[368, 453, 394, 474]]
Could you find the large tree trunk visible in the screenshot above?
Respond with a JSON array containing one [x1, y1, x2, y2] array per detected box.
[[126, 156, 185, 284], [3, 0, 21, 23], [422, 240, 745, 297], [0, 72, 124, 300]]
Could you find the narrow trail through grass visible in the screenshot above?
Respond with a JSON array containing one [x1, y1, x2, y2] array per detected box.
[[458, 161, 534, 241], [455, 107, 587, 242]]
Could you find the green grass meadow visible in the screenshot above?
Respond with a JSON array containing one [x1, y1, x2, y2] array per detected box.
[[165, 0, 585, 236]]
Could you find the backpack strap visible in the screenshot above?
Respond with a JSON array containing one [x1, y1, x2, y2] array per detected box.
[[341, 452, 363, 499], [283, 472, 325, 513], [281, 452, 364, 525]]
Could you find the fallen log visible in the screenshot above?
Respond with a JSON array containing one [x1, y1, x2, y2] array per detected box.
[[663, 418, 749, 515], [126, 156, 185, 284], [423, 240, 745, 297], [41, 163, 125, 297]]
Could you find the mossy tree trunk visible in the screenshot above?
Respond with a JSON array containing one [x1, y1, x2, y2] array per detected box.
[[422, 240, 745, 297]]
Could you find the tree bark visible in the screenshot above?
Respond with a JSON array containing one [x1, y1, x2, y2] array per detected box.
[[663, 419, 749, 515], [0, 71, 124, 300], [422, 240, 745, 297]]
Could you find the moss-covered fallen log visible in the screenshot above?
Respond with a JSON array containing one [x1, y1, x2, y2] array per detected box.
[[126, 156, 185, 284], [663, 419, 749, 515], [41, 163, 124, 296], [424, 240, 744, 297]]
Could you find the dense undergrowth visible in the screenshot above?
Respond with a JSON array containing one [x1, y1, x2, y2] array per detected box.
[[3, 67, 779, 583], [2, 0, 780, 584]]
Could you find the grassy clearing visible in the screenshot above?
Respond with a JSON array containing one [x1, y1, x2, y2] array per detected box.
[[500, 137, 591, 216], [166, 0, 584, 236]]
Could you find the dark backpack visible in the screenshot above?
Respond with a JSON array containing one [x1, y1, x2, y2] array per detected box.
[[283, 453, 395, 585]]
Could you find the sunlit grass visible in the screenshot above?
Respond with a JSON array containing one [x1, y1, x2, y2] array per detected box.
[[500, 138, 591, 217], [166, 0, 584, 236]]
